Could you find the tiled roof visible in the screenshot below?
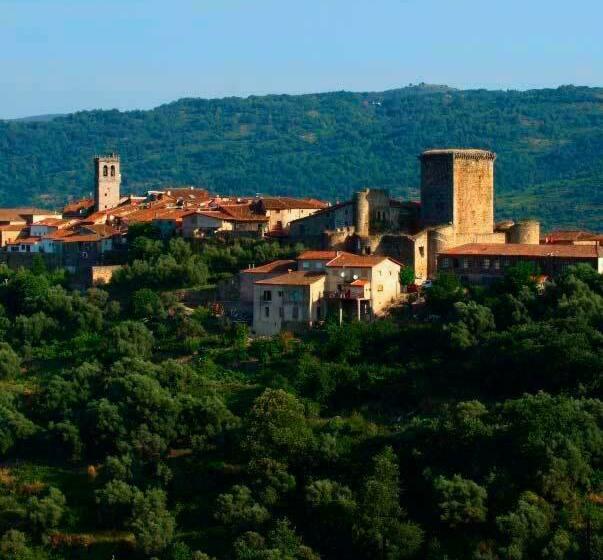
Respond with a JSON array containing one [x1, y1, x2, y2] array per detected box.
[[440, 243, 602, 259], [350, 279, 369, 286], [259, 197, 328, 210], [80, 223, 120, 237], [33, 218, 72, 227], [63, 198, 94, 214], [0, 208, 58, 221], [255, 271, 326, 286], [58, 234, 105, 244], [44, 228, 75, 240], [0, 224, 27, 232], [241, 260, 297, 274], [298, 250, 354, 260], [6, 236, 41, 245], [220, 205, 268, 222], [326, 254, 392, 268], [542, 230, 603, 243]]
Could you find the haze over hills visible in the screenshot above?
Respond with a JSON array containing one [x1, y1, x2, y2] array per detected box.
[[0, 84, 601, 230]]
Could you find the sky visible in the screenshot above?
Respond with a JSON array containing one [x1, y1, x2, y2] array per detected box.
[[1, 0, 602, 119]]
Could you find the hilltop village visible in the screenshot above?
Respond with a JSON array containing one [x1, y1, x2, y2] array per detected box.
[[1, 149, 601, 335]]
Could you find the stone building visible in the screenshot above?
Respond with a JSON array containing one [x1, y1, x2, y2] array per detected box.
[[288, 148, 541, 282], [94, 154, 121, 212]]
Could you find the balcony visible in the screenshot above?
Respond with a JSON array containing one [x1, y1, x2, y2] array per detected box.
[[325, 287, 367, 300]]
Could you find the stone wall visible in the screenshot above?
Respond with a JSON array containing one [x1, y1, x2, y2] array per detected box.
[[90, 265, 123, 286], [453, 154, 495, 236]]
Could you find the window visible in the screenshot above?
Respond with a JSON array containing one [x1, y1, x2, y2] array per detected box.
[[110, 165, 116, 177], [292, 305, 299, 320], [103, 165, 108, 177], [263, 290, 272, 301], [377, 284, 384, 292], [302, 261, 310, 270], [482, 258, 490, 270], [278, 291, 283, 297], [279, 307, 284, 318], [494, 260, 500, 270], [442, 257, 451, 268], [419, 246, 425, 257], [264, 306, 270, 318], [462, 258, 470, 270]]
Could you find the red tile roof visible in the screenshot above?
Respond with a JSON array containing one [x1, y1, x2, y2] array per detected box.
[[350, 279, 369, 286], [63, 198, 94, 214], [326, 254, 393, 268], [259, 197, 328, 210], [6, 236, 41, 245], [542, 230, 603, 244], [241, 260, 297, 274], [440, 243, 602, 259], [298, 250, 354, 260], [255, 271, 326, 286]]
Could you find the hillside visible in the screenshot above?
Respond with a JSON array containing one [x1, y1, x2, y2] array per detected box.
[[0, 85, 602, 230]]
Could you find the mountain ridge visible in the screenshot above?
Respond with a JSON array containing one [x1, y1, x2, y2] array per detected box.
[[0, 84, 601, 230]]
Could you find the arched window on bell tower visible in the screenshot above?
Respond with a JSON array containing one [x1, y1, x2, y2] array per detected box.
[[110, 165, 116, 177], [103, 165, 108, 177]]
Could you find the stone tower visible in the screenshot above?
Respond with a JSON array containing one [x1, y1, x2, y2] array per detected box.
[[354, 189, 370, 237], [94, 153, 121, 212], [420, 149, 496, 236]]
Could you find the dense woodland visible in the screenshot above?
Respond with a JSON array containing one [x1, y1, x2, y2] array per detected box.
[[0, 235, 601, 559], [1, 85, 602, 230]]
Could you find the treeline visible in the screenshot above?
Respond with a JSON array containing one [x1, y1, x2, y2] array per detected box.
[[0, 237, 601, 559], [1, 85, 602, 229]]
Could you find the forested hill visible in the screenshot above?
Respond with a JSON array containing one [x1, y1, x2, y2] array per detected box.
[[1, 84, 602, 230]]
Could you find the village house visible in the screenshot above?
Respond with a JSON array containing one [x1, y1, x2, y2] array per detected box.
[[239, 260, 297, 303], [249, 251, 403, 335], [252, 271, 326, 336], [182, 206, 269, 238], [437, 243, 603, 283], [250, 197, 328, 236]]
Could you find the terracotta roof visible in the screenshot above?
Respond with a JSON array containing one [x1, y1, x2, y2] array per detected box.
[[6, 237, 41, 245], [80, 223, 120, 237], [58, 234, 105, 244], [439, 243, 602, 259], [326, 254, 393, 268], [241, 260, 297, 274], [185, 206, 268, 223], [44, 228, 76, 240], [33, 218, 72, 227], [350, 279, 369, 286], [298, 250, 354, 260], [542, 230, 603, 244], [259, 197, 328, 210], [0, 224, 27, 232], [0, 208, 58, 221], [290, 200, 352, 222], [63, 198, 94, 214], [220, 205, 268, 222], [255, 271, 326, 286]]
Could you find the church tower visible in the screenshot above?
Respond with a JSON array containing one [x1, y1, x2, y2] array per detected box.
[[94, 153, 121, 212]]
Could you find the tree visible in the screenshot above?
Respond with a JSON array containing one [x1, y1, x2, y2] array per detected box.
[[425, 272, 464, 316], [355, 446, 423, 559], [0, 343, 21, 380], [106, 321, 154, 360], [244, 389, 314, 462], [433, 474, 487, 527], [27, 487, 66, 534], [214, 485, 270, 532], [399, 267, 415, 288], [0, 530, 36, 560], [130, 488, 176, 555]]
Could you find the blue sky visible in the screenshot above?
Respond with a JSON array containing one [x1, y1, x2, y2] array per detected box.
[[1, 0, 601, 119]]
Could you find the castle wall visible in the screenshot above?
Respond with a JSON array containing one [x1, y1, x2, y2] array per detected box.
[[420, 153, 454, 227], [453, 155, 494, 236], [507, 220, 540, 245]]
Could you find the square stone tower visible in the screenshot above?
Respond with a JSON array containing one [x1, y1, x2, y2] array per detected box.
[[420, 149, 496, 236], [94, 153, 121, 212]]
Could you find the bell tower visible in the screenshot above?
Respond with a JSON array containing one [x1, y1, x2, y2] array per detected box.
[[94, 153, 121, 211]]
